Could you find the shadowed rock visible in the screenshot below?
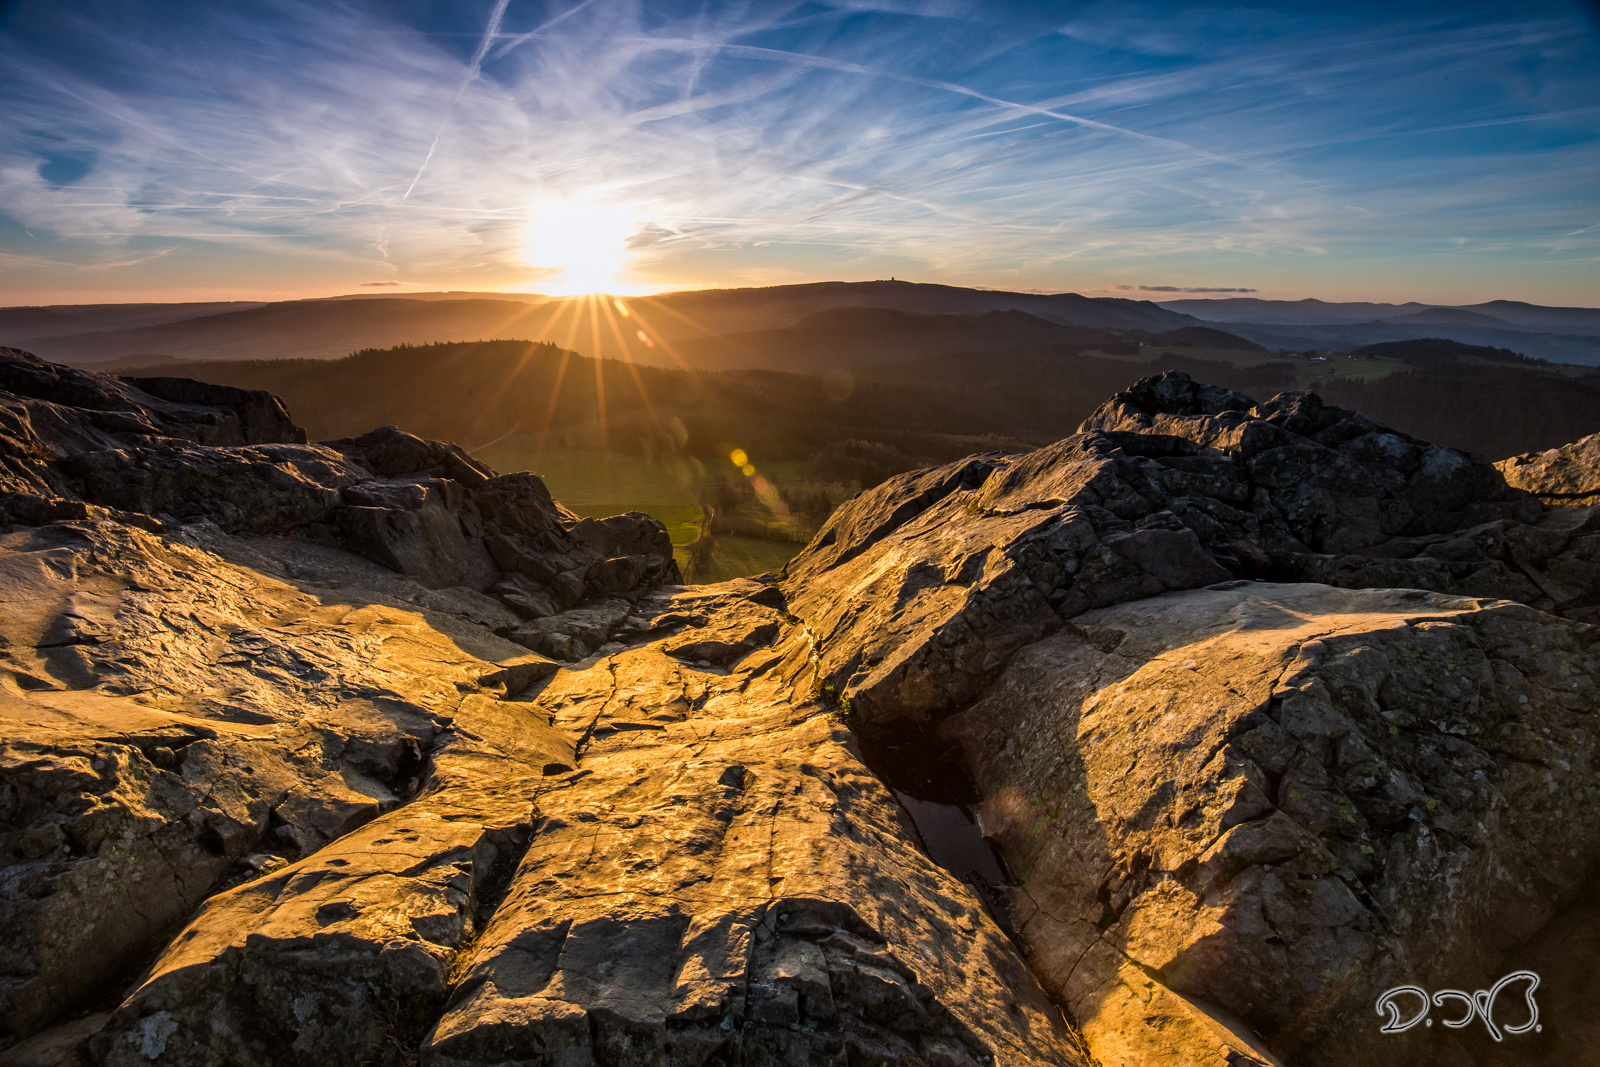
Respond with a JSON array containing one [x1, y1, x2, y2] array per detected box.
[[785, 371, 1598, 725], [946, 583, 1600, 1067], [5, 352, 1600, 1067], [0, 347, 679, 657]]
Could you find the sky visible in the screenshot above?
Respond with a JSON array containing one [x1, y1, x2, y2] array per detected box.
[[1, 0, 1598, 306]]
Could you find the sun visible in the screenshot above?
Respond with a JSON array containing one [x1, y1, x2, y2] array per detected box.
[[522, 199, 637, 295]]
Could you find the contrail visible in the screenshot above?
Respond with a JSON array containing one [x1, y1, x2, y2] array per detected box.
[[489, 0, 604, 62], [595, 36, 1257, 172], [400, 0, 512, 202]]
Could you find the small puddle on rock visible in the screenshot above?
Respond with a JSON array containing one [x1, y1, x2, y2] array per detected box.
[[850, 724, 1009, 886]]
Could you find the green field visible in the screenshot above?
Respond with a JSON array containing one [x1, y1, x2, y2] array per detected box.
[[474, 441, 707, 539], [693, 536, 803, 584], [471, 440, 810, 583]]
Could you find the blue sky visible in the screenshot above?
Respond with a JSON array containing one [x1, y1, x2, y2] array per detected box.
[[1, 0, 1597, 305]]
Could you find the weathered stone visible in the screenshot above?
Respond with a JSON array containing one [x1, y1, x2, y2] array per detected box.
[[121, 376, 306, 447], [944, 583, 1600, 1067], [423, 626, 1083, 1067], [333, 481, 500, 592], [0, 520, 487, 1040], [0, 349, 679, 645], [506, 597, 636, 661], [0, 347, 305, 456], [1497, 431, 1600, 507], [323, 424, 493, 487], [784, 371, 1596, 725], [58, 443, 367, 534], [10, 348, 1600, 1067]]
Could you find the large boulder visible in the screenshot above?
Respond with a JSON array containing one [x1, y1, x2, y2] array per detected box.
[[784, 372, 1596, 725], [0, 518, 1085, 1067], [421, 626, 1081, 1067], [0, 348, 303, 454], [0, 350, 681, 649], [57, 443, 367, 534], [322, 424, 493, 487], [122, 376, 307, 447], [0, 521, 505, 1043], [945, 582, 1600, 1067]]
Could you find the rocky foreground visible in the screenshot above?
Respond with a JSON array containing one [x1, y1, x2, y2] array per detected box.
[[1, 348, 1598, 1066]]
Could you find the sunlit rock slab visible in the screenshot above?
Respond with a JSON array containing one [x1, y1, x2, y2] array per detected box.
[[945, 582, 1600, 1067]]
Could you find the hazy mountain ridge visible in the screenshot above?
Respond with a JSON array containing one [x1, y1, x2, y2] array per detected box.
[[1161, 296, 1600, 331], [1, 281, 1194, 369], [118, 336, 1600, 476], [1159, 296, 1600, 364], [1214, 319, 1600, 365], [7, 282, 1596, 379], [0, 300, 270, 341]]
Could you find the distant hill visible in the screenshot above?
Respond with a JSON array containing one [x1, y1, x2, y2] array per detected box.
[[124, 334, 1600, 477], [1381, 308, 1513, 328], [1155, 296, 1600, 364], [9, 298, 560, 365], [0, 300, 268, 341], [1161, 296, 1600, 332], [1148, 325, 1268, 352], [1158, 297, 1434, 325], [1462, 300, 1600, 332], [1350, 337, 1535, 365], [666, 307, 1154, 372], [2, 281, 1194, 369], [1199, 319, 1600, 366], [632, 280, 1195, 336], [9, 283, 1596, 376], [1317, 338, 1600, 459]]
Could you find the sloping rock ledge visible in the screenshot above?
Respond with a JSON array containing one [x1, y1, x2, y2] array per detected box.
[[1, 353, 1598, 1067]]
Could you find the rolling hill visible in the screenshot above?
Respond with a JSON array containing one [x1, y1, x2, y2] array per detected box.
[[108, 335, 1600, 471], [1, 281, 1193, 370], [1158, 296, 1600, 364]]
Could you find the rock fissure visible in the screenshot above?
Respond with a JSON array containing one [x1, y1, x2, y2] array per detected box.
[[7, 355, 1600, 1066]]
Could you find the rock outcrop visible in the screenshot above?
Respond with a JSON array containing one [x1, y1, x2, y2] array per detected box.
[[947, 583, 1600, 1067], [4, 354, 1600, 1067], [0, 348, 678, 661], [1, 524, 1082, 1067], [1497, 430, 1600, 508], [787, 372, 1599, 725]]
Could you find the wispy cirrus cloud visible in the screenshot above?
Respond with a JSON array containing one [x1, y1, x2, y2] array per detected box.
[[0, 0, 1596, 303]]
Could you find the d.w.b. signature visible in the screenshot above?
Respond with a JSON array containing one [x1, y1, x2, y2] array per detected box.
[[1376, 971, 1540, 1042]]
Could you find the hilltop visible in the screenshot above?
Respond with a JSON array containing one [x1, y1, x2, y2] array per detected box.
[[2, 349, 1599, 1066], [0, 281, 1191, 370]]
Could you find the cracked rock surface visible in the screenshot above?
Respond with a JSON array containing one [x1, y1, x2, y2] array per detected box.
[[5, 353, 1600, 1067], [0, 347, 679, 658], [0, 353, 1083, 1065], [947, 583, 1600, 1067], [787, 371, 1600, 725], [1, 520, 1083, 1067]]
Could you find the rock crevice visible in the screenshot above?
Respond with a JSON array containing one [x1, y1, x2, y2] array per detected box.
[[6, 356, 1600, 1067]]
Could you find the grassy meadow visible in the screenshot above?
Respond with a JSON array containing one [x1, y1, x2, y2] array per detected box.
[[471, 441, 813, 583]]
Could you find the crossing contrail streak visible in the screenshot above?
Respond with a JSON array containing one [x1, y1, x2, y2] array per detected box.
[[400, 0, 512, 202]]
